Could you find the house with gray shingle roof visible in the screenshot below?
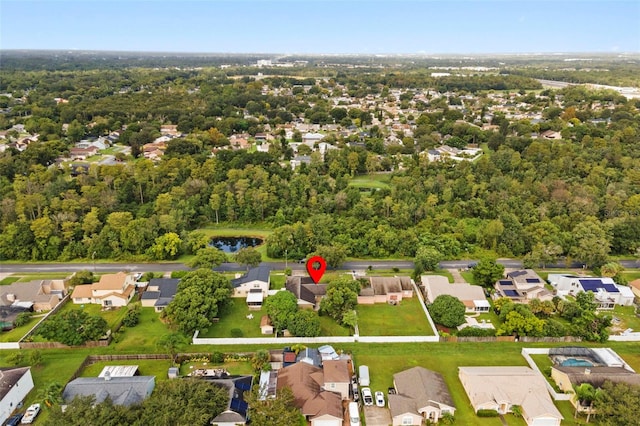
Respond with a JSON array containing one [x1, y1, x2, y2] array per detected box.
[[141, 278, 180, 312], [389, 367, 455, 425], [62, 375, 155, 406]]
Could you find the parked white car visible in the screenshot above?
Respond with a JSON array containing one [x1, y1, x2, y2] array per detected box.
[[375, 391, 385, 407], [361, 387, 373, 406], [20, 403, 40, 424]]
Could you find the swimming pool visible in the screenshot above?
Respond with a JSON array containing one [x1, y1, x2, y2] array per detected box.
[[561, 358, 594, 367]]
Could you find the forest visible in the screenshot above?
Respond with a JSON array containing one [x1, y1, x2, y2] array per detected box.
[[0, 54, 639, 267]]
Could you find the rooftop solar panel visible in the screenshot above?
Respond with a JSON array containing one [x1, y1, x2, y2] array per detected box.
[[504, 290, 519, 297], [525, 278, 541, 283], [499, 280, 514, 286]]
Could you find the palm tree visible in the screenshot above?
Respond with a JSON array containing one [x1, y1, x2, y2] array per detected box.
[[574, 383, 598, 423]]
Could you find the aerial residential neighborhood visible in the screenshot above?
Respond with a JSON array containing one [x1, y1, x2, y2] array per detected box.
[[1, 0, 640, 424]]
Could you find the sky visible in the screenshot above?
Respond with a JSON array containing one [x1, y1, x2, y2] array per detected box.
[[1, 0, 639, 54]]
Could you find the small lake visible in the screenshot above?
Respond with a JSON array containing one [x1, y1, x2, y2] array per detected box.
[[209, 236, 264, 253]]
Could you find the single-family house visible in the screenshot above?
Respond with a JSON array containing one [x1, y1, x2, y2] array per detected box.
[[231, 266, 270, 309], [302, 132, 324, 145], [0, 367, 34, 424], [62, 375, 155, 406], [0, 279, 66, 312], [290, 155, 312, 169], [70, 272, 136, 307], [285, 276, 328, 310], [209, 376, 253, 426], [548, 274, 634, 309], [276, 362, 343, 426], [358, 276, 414, 305], [389, 367, 456, 425], [422, 276, 490, 313], [494, 269, 553, 303], [458, 366, 563, 426], [540, 130, 562, 140], [322, 360, 352, 400], [141, 278, 180, 312]]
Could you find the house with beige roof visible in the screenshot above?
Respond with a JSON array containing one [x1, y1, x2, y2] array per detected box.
[[389, 367, 455, 425], [71, 272, 136, 307], [358, 276, 414, 304], [494, 269, 553, 303], [0, 279, 66, 312], [458, 366, 563, 426], [276, 362, 343, 426], [422, 275, 490, 313], [322, 360, 351, 400]]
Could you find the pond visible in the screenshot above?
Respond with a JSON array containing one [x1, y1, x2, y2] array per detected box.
[[209, 236, 263, 253]]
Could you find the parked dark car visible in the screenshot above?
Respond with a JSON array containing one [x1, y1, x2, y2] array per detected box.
[[5, 413, 23, 426]]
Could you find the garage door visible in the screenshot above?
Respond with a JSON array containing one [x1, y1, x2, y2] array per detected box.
[[531, 417, 561, 426], [311, 420, 341, 426]]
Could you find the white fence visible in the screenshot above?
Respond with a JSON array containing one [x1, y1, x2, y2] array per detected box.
[[521, 347, 571, 401], [609, 334, 640, 341], [0, 342, 20, 350]]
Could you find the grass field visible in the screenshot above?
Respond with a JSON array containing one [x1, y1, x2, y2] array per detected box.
[[113, 307, 175, 352], [356, 297, 435, 336], [610, 305, 640, 333], [0, 276, 20, 285], [347, 173, 391, 190], [0, 315, 41, 342], [199, 298, 267, 338], [81, 359, 174, 380], [3, 341, 640, 426]]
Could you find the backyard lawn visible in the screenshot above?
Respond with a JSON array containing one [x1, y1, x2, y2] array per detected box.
[[356, 297, 435, 336], [0, 315, 42, 342], [54, 299, 129, 330], [610, 305, 640, 334], [81, 359, 174, 381], [113, 307, 175, 352], [180, 360, 254, 376], [199, 298, 268, 338]]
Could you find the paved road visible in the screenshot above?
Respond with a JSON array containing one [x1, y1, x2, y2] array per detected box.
[[0, 259, 637, 274]]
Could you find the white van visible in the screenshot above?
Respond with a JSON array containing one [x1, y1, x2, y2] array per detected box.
[[348, 401, 360, 426], [358, 365, 370, 386]]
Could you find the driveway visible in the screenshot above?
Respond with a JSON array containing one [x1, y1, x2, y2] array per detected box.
[[364, 405, 391, 426]]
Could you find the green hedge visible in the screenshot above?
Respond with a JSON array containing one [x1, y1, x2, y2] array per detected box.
[[477, 409, 499, 417]]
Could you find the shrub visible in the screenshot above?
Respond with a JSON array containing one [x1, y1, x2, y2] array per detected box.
[[14, 312, 33, 327], [477, 409, 499, 417], [210, 352, 225, 363], [457, 327, 496, 337], [122, 304, 141, 327], [230, 328, 243, 338]]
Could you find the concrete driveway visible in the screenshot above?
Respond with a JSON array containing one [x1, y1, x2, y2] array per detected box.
[[364, 405, 391, 426]]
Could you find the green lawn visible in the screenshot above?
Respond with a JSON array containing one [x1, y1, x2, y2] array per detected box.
[[611, 305, 640, 333], [460, 271, 476, 284], [0, 276, 20, 285], [348, 173, 391, 189], [270, 273, 286, 289], [81, 359, 174, 381], [113, 307, 176, 352], [199, 298, 267, 338], [318, 314, 350, 336], [42, 300, 129, 335], [0, 315, 42, 342], [356, 297, 435, 336], [17, 273, 71, 282]]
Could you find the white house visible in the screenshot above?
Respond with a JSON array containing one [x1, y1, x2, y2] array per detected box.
[[548, 274, 634, 309], [0, 367, 34, 424]]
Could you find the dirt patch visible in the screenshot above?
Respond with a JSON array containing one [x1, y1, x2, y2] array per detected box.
[[364, 405, 391, 426]]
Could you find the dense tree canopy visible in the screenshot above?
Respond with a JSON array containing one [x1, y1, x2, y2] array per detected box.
[[37, 310, 108, 346], [162, 269, 232, 334], [429, 295, 466, 328]]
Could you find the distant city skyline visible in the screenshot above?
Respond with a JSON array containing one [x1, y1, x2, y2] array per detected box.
[[1, 1, 639, 54]]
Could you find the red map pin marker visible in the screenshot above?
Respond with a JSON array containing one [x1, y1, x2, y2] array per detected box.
[[306, 256, 327, 284]]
